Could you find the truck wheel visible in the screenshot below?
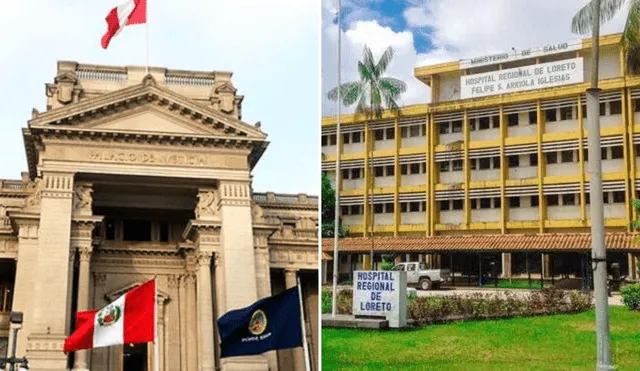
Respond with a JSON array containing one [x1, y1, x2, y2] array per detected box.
[[419, 278, 432, 290]]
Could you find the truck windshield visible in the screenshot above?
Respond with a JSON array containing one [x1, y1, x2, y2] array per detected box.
[[419, 263, 427, 270]]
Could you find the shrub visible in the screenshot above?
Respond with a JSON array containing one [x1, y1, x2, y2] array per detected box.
[[336, 289, 353, 314], [621, 283, 640, 311], [321, 290, 332, 314], [380, 262, 394, 271]]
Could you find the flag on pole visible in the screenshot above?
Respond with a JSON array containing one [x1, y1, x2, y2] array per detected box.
[[217, 287, 303, 358], [101, 0, 147, 49], [63, 279, 156, 353]]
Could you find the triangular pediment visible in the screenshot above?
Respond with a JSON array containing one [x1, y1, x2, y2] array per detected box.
[[28, 77, 266, 140], [82, 105, 223, 136]]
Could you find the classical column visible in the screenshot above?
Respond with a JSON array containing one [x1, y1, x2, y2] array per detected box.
[[28, 172, 75, 369], [167, 275, 181, 371], [501, 253, 512, 278], [179, 274, 188, 371], [216, 181, 268, 371], [73, 247, 93, 371], [10, 215, 39, 357], [186, 272, 198, 371], [285, 269, 305, 371], [196, 251, 216, 371]]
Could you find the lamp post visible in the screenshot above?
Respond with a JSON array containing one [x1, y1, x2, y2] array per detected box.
[[0, 312, 29, 371]]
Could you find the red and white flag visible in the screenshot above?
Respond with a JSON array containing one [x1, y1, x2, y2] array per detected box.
[[101, 0, 147, 49], [64, 279, 156, 353]]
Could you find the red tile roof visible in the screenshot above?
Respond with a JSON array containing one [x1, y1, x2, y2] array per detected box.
[[321, 233, 640, 253]]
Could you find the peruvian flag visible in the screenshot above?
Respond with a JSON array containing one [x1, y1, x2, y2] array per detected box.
[[101, 0, 147, 49], [64, 279, 156, 352]]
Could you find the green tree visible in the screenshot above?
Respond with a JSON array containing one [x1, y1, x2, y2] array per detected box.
[[327, 45, 407, 119], [572, 0, 640, 73], [322, 172, 348, 237]]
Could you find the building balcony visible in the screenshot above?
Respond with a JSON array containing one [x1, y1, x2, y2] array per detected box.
[[509, 166, 538, 179], [343, 178, 364, 190], [470, 128, 499, 142], [373, 139, 394, 151], [439, 132, 463, 145], [344, 142, 365, 153], [440, 210, 464, 224], [372, 176, 395, 188], [547, 205, 581, 220], [471, 209, 500, 223], [471, 169, 500, 182], [400, 174, 426, 187], [401, 136, 425, 148], [439, 171, 463, 184], [546, 162, 580, 177], [508, 207, 539, 222]]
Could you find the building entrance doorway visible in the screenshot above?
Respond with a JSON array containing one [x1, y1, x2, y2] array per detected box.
[[123, 343, 148, 371]]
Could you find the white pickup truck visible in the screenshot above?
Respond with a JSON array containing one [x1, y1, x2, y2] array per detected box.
[[391, 262, 450, 290]]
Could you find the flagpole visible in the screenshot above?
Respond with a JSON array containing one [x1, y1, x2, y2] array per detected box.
[[296, 278, 312, 371], [145, 3, 149, 75], [153, 277, 159, 371]]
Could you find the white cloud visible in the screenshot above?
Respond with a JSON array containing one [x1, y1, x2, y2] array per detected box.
[[0, 0, 319, 194], [323, 0, 630, 116]]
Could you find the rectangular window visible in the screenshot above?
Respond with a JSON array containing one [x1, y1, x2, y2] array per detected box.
[[582, 104, 587, 118], [470, 158, 477, 170], [546, 194, 559, 206], [603, 192, 609, 203], [400, 164, 408, 175], [341, 206, 349, 215], [613, 191, 625, 203], [400, 203, 408, 213], [421, 201, 427, 211], [159, 221, 170, 242], [386, 128, 395, 140], [342, 169, 350, 179], [452, 120, 463, 133], [329, 134, 337, 145], [508, 155, 520, 167], [469, 119, 477, 131], [586, 193, 590, 204], [479, 158, 491, 170], [400, 127, 408, 138], [479, 117, 490, 130], [352, 132, 361, 143], [507, 113, 518, 127], [529, 111, 537, 125], [600, 102, 606, 116], [509, 197, 521, 208], [546, 152, 558, 164], [321, 135, 327, 146], [491, 116, 500, 129], [410, 163, 421, 174], [480, 198, 491, 209], [559, 106, 573, 120], [386, 165, 395, 176], [439, 200, 449, 211], [583, 148, 589, 162], [531, 195, 539, 207], [492, 157, 501, 169], [635, 98, 640, 113], [529, 153, 538, 167], [374, 129, 384, 141], [352, 168, 362, 178], [562, 194, 575, 206], [410, 202, 421, 212], [452, 199, 463, 210], [343, 133, 350, 144], [384, 203, 394, 213], [439, 123, 450, 134], [545, 108, 557, 122], [439, 162, 450, 172], [601, 147, 608, 160], [409, 125, 420, 137], [610, 100, 622, 115], [123, 219, 152, 241], [374, 166, 384, 177], [452, 160, 463, 171], [471, 199, 478, 209], [374, 203, 384, 214], [105, 217, 116, 241], [494, 197, 501, 209], [561, 150, 574, 163], [350, 205, 361, 214], [611, 146, 623, 159]]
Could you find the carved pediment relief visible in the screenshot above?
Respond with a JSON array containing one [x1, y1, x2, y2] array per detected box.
[[85, 108, 222, 136]]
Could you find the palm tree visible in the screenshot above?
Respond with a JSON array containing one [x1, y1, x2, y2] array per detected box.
[[572, 0, 640, 74], [327, 45, 407, 270]]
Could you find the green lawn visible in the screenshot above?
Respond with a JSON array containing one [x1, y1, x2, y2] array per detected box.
[[322, 307, 640, 370]]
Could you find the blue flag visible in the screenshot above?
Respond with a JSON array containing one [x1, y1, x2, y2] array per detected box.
[[217, 286, 303, 358]]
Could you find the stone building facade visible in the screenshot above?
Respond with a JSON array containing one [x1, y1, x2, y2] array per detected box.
[[0, 61, 318, 371]]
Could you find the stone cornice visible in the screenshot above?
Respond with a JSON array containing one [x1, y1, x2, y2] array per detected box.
[[182, 219, 222, 241]]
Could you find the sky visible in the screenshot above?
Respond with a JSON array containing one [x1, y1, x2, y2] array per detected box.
[[0, 0, 319, 195], [321, 0, 630, 116]]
